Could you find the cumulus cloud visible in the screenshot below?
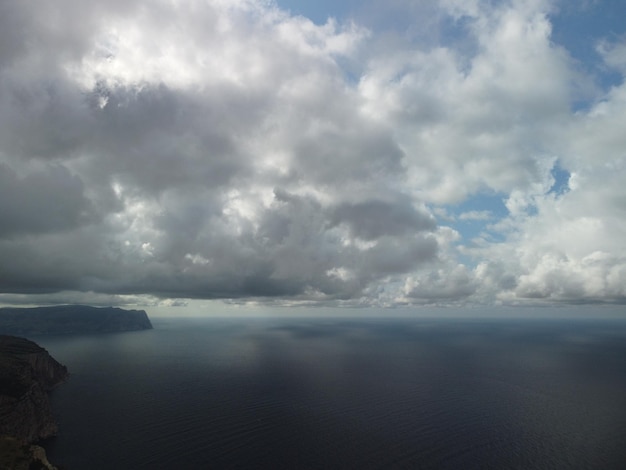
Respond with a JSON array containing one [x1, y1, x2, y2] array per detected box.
[[0, 0, 624, 309]]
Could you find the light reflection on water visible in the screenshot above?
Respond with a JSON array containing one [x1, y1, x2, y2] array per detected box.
[[34, 317, 626, 469]]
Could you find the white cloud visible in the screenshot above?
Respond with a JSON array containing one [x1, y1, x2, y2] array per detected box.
[[0, 0, 625, 309], [597, 38, 626, 73], [458, 210, 493, 221]]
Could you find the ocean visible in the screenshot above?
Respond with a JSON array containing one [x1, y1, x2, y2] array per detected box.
[[34, 317, 626, 469]]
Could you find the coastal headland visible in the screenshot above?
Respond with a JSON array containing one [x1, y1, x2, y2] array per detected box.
[[0, 305, 153, 335], [0, 305, 153, 468]]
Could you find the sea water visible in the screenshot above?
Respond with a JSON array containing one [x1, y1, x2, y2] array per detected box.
[[34, 317, 626, 469]]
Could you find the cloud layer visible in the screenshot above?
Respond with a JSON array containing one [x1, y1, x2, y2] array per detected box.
[[1, 0, 625, 308]]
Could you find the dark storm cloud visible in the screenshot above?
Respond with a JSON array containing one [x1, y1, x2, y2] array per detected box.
[[0, 227, 108, 293], [91, 85, 242, 193], [0, 76, 92, 160], [330, 199, 436, 240], [358, 235, 437, 275], [0, 163, 96, 237], [292, 122, 406, 185]]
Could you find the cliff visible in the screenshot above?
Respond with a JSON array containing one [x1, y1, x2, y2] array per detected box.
[[0, 335, 68, 441], [0, 336, 68, 469], [0, 435, 58, 470], [0, 304, 153, 335]]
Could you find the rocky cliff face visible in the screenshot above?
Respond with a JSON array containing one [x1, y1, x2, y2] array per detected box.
[[0, 435, 58, 470], [0, 335, 68, 442], [0, 305, 153, 335]]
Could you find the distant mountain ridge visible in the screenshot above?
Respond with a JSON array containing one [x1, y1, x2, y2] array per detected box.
[[0, 305, 153, 335]]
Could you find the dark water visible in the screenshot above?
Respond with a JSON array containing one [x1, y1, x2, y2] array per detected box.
[[34, 317, 626, 469]]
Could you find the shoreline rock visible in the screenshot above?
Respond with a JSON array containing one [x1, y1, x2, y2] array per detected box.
[[0, 435, 58, 470]]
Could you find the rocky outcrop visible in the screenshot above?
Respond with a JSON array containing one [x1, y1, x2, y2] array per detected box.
[[0, 336, 68, 469], [0, 335, 68, 442], [0, 304, 153, 335], [0, 435, 58, 470]]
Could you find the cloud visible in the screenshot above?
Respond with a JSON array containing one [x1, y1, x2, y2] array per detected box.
[[458, 210, 492, 221], [0, 0, 625, 309], [597, 37, 626, 73], [330, 199, 436, 240], [403, 264, 478, 304], [0, 163, 98, 237]]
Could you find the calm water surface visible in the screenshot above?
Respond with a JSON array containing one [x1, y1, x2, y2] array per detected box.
[[34, 317, 626, 469]]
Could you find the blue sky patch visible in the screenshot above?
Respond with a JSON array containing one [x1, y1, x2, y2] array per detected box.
[[549, 0, 626, 94], [548, 161, 571, 196], [275, 0, 357, 24], [441, 191, 508, 244]]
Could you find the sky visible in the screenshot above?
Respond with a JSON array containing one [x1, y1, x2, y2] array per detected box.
[[0, 0, 625, 315]]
